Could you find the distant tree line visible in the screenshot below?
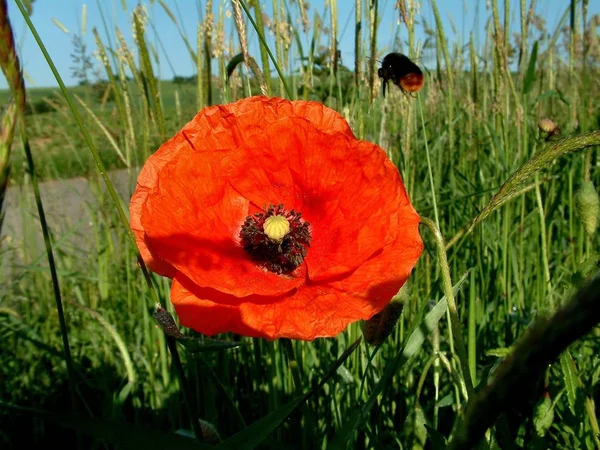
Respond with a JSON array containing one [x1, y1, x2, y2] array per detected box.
[[172, 75, 197, 85]]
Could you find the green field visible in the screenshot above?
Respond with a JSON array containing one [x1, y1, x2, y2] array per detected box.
[[1, 0, 600, 449], [1, 81, 202, 182]]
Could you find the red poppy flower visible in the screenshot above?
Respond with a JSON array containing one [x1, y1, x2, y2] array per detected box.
[[130, 96, 422, 341]]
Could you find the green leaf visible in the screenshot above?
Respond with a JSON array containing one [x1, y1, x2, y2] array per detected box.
[[560, 352, 579, 416], [437, 393, 454, 408], [534, 395, 554, 437], [404, 297, 448, 356], [536, 89, 569, 104], [413, 406, 428, 448], [485, 347, 512, 357], [523, 40, 538, 95], [217, 394, 306, 450]]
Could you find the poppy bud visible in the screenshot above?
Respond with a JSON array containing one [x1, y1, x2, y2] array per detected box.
[[575, 181, 600, 236], [362, 282, 411, 345], [153, 304, 185, 338]]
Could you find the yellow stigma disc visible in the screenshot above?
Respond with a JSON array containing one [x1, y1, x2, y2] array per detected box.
[[263, 215, 290, 241]]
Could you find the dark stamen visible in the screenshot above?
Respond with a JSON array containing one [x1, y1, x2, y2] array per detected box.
[[240, 204, 311, 274]]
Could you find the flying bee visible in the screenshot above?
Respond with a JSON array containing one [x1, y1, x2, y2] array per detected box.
[[377, 52, 424, 97]]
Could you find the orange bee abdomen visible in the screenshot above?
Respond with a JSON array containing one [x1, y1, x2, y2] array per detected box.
[[398, 72, 424, 93]]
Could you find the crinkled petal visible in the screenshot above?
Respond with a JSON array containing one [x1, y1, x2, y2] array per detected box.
[[178, 96, 354, 151], [232, 96, 354, 139], [141, 148, 306, 298], [171, 209, 422, 341], [290, 99, 354, 137], [227, 117, 408, 282], [130, 133, 190, 277], [171, 273, 361, 340], [328, 206, 423, 299], [131, 96, 353, 276]]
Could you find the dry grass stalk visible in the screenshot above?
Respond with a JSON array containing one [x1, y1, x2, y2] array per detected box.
[[232, 0, 267, 95], [0, 0, 25, 236]]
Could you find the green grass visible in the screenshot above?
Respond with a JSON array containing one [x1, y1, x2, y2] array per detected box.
[[1, 0, 600, 449], [2, 81, 204, 182]]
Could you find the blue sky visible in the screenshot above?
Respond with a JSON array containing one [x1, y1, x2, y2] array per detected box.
[[1, 0, 597, 89]]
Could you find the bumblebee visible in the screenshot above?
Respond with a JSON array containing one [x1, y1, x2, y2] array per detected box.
[[377, 52, 424, 97]]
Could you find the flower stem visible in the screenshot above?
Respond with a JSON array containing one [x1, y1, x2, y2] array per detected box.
[[421, 217, 474, 397], [165, 335, 204, 440], [417, 96, 440, 228], [367, 0, 377, 105], [22, 129, 81, 415]]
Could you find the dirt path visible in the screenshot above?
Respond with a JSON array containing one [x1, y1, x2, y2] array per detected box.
[[1, 168, 139, 277]]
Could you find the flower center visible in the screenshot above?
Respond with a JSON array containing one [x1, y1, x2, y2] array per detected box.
[[240, 204, 311, 274]]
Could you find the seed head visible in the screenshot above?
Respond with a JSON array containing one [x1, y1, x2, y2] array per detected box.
[[575, 181, 600, 236], [538, 118, 559, 135]]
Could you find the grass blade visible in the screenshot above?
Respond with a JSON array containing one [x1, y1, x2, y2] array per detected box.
[[522, 39, 538, 95], [448, 271, 600, 449], [448, 131, 600, 249], [238, 0, 291, 99], [217, 338, 362, 449], [330, 294, 455, 448], [3, 0, 79, 422], [14, 1, 203, 440]]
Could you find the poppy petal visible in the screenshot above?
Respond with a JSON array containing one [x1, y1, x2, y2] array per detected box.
[[226, 117, 408, 282], [130, 132, 191, 277], [141, 148, 306, 298], [171, 208, 422, 341], [328, 208, 423, 300], [131, 97, 353, 276], [171, 273, 363, 340], [232, 96, 355, 139]]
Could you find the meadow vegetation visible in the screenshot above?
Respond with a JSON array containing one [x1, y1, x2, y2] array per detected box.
[[1, 0, 600, 448]]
